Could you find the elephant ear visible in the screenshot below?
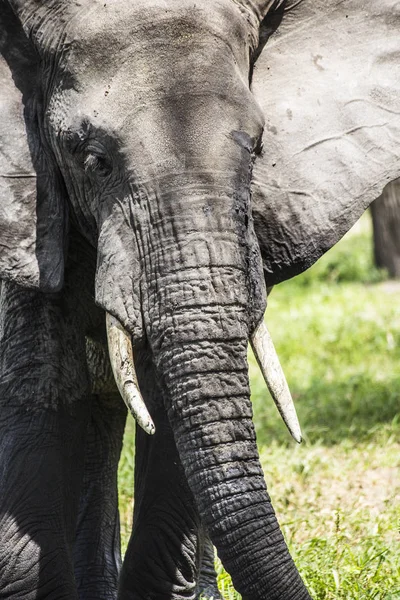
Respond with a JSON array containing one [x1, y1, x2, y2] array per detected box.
[[251, 0, 400, 285], [0, 5, 67, 292]]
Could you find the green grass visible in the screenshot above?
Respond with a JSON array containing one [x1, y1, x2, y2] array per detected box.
[[118, 213, 400, 599]]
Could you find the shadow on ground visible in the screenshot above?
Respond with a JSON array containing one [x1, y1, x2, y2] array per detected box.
[[252, 373, 400, 447]]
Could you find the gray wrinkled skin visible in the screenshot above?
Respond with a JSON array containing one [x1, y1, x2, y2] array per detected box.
[[0, 1, 399, 598]]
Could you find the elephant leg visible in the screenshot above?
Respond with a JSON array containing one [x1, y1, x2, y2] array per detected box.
[[118, 346, 207, 600], [74, 339, 127, 600], [0, 280, 90, 600], [196, 532, 221, 600]]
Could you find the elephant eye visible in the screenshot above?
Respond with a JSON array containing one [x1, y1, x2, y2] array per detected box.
[[83, 151, 112, 178], [62, 125, 113, 179]]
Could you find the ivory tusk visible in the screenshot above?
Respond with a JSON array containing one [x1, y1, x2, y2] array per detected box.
[[251, 320, 302, 444], [106, 313, 155, 435]]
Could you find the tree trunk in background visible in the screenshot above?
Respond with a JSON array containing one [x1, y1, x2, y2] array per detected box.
[[371, 179, 400, 279]]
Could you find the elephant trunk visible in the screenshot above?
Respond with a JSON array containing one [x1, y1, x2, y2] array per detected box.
[[99, 181, 309, 596], [152, 309, 310, 600]]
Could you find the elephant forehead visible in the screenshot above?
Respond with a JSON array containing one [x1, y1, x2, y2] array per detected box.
[[47, 16, 264, 177], [45, 0, 263, 148], [63, 0, 256, 78]]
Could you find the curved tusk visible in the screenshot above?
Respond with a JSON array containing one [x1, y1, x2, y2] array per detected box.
[[106, 313, 155, 435], [251, 320, 302, 444]]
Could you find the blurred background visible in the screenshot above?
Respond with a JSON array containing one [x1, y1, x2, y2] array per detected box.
[[118, 186, 400, 600]]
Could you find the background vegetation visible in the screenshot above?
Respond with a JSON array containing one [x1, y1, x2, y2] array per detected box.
[[118, 214, 400, 599]]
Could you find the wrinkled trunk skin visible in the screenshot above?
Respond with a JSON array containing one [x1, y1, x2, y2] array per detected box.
[[95, 143, 311, 593], [371, 179, 400, 278], [140, 223, 311, 599], [155, 322, 309, 599]]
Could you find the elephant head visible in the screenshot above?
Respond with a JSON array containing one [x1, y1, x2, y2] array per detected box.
[[1, 0, 399, 598]]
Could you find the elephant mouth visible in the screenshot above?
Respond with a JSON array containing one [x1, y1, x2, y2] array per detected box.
[[105, 311, 302, 443]]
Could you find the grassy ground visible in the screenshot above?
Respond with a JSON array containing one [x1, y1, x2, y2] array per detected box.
[[118, 213, 400, 599]]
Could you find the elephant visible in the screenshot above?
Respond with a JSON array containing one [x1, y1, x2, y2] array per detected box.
[[0, 0, 399, 599], [371, 179, 400, 278]]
